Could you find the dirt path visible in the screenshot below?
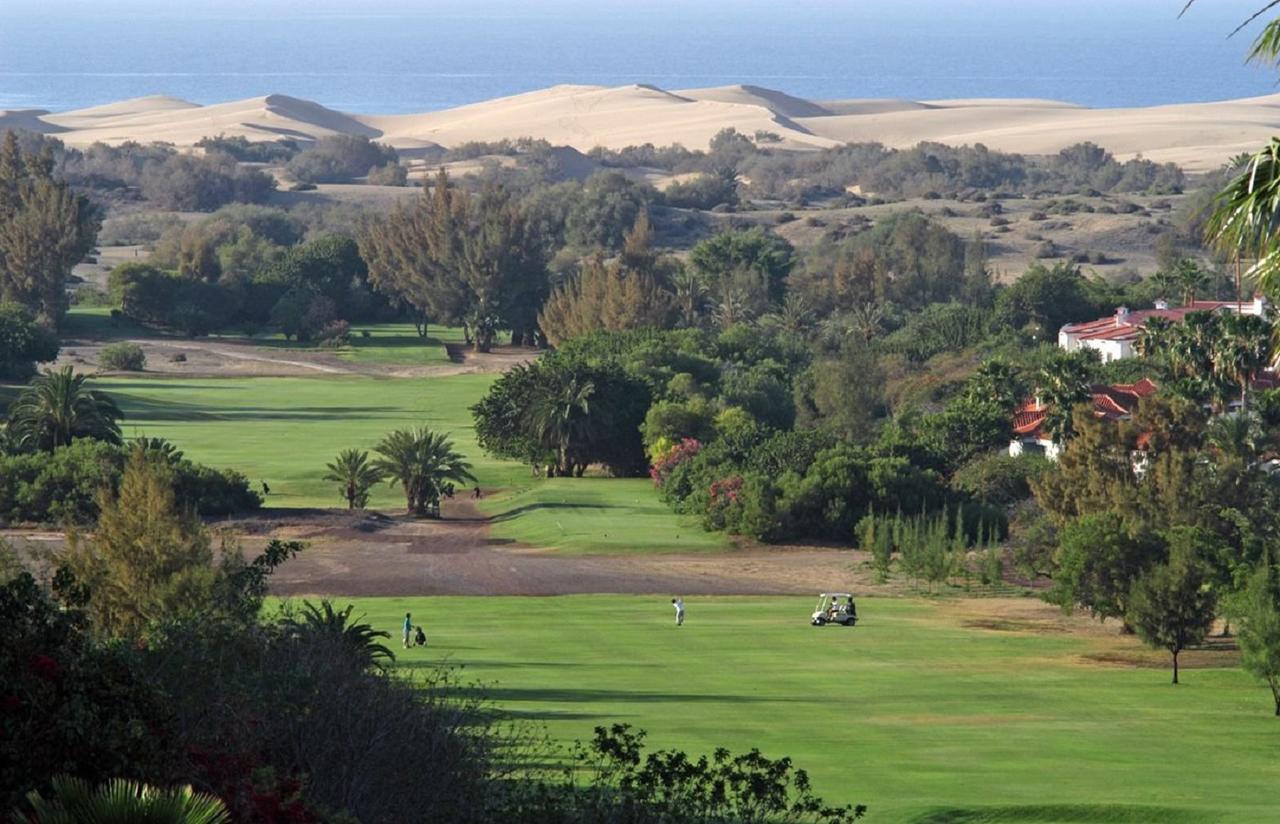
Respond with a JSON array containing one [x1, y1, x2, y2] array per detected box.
[[201, 501, 872, 597]]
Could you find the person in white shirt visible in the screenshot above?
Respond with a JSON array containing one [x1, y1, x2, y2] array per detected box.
[[672, 597, 685, 626]]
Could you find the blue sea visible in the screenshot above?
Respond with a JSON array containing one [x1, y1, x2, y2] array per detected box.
[[2, 0, 1279, 113]]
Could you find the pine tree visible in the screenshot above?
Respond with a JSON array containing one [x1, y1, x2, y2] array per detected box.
[[62, 444, 213, 638], [0, 133, 99, 324]]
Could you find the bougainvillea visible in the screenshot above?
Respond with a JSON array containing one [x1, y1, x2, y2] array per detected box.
[[649, 438, 702, 488]]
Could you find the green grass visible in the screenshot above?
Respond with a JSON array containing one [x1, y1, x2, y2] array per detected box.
[[60, 307, 458, 367], [481, 478, 729, 554], [103, 374, 525, 508], [338, 595, 1280, 823], [100, 375, 706, 553]]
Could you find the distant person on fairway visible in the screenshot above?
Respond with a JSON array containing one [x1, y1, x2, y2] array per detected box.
[[672, 597, 685, 626], [414, 625, 427, 647], [403, 612, 412, 648]]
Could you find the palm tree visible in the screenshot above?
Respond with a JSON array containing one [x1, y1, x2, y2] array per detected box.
[[1213, 312, 1273, 409], [532, 371, 595, 477], [1135, 316, 1175, 367], [771, 293, 813, 337], [14, 776, 229, 824], [1149, 268, 1179, 304], [849, 301, 885, 342], [323, 448, 384, 509], [7, 365, 123, 451], [710, 288, 751, 330], [289, 600, 395, 669], [1206, 411, 1264, 468], [1175, 258, 1210, 306], [670, 267, 708, 328], [373, 427, 475, 517], [1037, 351, 1096, 444]]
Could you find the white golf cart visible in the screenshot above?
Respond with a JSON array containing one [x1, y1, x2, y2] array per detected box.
[[811, 592, 858, 627]]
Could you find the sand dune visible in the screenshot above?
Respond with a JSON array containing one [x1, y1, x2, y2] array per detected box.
[[8, 84, 1280, 171]]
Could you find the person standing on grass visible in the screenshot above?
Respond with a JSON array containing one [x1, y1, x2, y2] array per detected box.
[[403, 612, 413, 648], [672, 597, 685, 626]]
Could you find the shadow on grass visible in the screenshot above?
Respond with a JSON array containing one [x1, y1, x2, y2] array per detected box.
[[489, 502, 613, 523], [910, 804, 1204, 824], [450, 686, 808, 705]]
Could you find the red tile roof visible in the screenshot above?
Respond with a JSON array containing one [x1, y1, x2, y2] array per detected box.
[[1012, 380, 1158, 441]]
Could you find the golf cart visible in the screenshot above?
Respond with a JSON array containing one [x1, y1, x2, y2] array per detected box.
[[811, 592, 858, 626]]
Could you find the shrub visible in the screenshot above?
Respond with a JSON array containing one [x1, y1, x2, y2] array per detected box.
[[366, 161, 408, 186], [0, 303, 59, 380], [286, 136, 398, 184], [98, 342, 146, 372]]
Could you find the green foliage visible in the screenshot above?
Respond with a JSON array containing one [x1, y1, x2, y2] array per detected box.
[[473, 356, 651, 477], [1048, 512, 1164, 623], [323, 448, 384, 509], [13, 776, 230, 824], [0, 570, 167, 811], [951, 453, 1050, 507], [285, 134, 398, 184], [98, 341, 146, 372], [0, 302, 58, 380], [564, 171, 655, 251], [689, 227, 795, 312], [285, 600, 395, 670], [881, 302, 992, 362], [662, 171, 740, 209], [373, 427, 475, 517], [1232, 563, 1280, 714], [993, 261, 1101, 340], [795, 212, 965, 313], [1127, 533, 1217, 684], [0, 132, 99, 323], [505, 723, 864, 823], [195, 133, 299, 163], [6, 366, 123, 451]]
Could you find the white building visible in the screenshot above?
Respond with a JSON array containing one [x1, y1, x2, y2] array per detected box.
[[1058, 296, 1268, 363]]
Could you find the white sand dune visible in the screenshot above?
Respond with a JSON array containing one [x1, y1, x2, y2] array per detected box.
[[10, 84, 1280, 171]]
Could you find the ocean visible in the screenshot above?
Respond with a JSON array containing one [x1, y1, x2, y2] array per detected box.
[[2, 0, 1278, 113]]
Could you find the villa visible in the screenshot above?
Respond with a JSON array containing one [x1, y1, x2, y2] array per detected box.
[[1009, 379, 1159, 460], [1058, 296, 1268, 363]]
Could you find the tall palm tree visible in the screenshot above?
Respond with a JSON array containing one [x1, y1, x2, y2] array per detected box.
[[323, 448, 384, 510], [1148, 268, 1179, 304], [1037, 351, 1095, 444], [1206, 411, 1264, 468], [7, 365, 123, 451], [670, 267, 708, 328], [849, 301, 885, 342], [373, 427, 475, 517], [14, 776, 230, 824], [1175, 258, 1211, 306], [1135, 316, 1175, 368], [710, 288, 751, 330], [532, 371, 595, 477], [1213, 312, 1273, 409]]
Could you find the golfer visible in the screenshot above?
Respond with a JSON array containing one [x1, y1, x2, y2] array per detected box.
[[402, 612, 413, 648], [672, 597, 685, 626]]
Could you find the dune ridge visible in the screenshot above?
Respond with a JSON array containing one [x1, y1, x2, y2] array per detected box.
[[5, 84, 1280, 171]]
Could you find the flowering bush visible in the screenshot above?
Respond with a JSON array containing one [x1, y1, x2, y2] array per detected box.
[[649, 438, 701, 488]]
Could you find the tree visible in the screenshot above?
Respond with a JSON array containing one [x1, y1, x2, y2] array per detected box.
[[993, 261, 1097, 339], [6, 366, 123, 452], [1036, 349, 1098, 444], [1234, 563, 1280, 715], [1048, 512, 1163, 623], [14, 776, 230, 824], [1212, 311, 1272, 409], [1127, 532, 1217, 684], [530, 367, 595, 477], [537, 257, 675, 346], [0, 302, 59, 380], [0, 133, 99, 323], [358, 169, 468, 338], [323, 449, 384, 509], [287, 600, 395, 670], [1174, 258, 1210, 306], [373, 428, 475, 517], [61, 444, 215, 638], [688, 228, 795, 313]]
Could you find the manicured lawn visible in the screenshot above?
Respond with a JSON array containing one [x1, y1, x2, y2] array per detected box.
[[481, 478, 729, 555], [338, 595, 1279, 823], [100, 374, 726, 554], [103, 374, 524, 508]]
